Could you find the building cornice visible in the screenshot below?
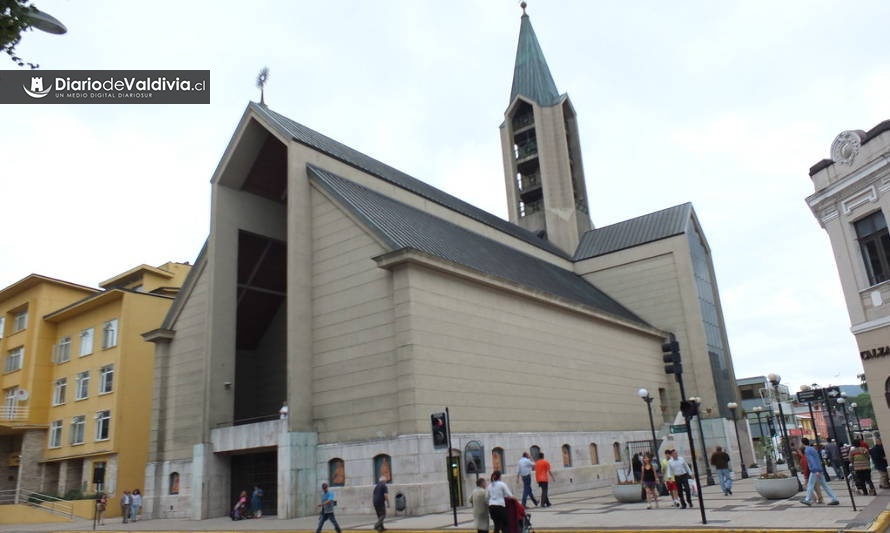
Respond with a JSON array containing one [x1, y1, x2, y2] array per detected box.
[[806, 154, 890, 222], [851, 314, 890, 335]]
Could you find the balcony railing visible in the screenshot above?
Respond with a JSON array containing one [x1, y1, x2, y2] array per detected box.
[[0, 406, 29, 422]]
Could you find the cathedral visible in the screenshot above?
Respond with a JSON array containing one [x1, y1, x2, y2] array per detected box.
[[143, 7, 742, 519]]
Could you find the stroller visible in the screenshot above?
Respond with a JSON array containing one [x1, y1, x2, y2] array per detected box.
[[505, 497, 534, 533], [231, 497, 250, 520]]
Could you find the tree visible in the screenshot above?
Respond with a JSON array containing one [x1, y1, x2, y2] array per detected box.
[[854, 393, 876, 428], [1, 0, 40, 68]]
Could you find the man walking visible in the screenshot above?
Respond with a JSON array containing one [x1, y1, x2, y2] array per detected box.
[[316, 483, 342, 533], [516, 452, 538, 507], [825, 439, 843, 479], [710, 446, 733, 496], [870, 438, 889, 489], [800, 438, 840, 506], [535, 452, 556, 507], [372, 476, 389, 531], [667, 449, 694, 509]]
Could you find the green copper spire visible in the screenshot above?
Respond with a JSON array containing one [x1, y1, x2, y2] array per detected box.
[[510, 4, 560, 106]]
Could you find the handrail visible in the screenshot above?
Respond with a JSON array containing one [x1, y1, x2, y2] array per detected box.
[[0, 406, 30, 422], [0, 487, 74, 519]]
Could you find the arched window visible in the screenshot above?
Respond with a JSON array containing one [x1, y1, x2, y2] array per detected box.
[[329, 458, 345, 486], [529, 445, 541, 460], [169, 472, 180, 495], [373, 454, 392, 482], [561, 444, 572, 467], [589, 443, 599, 465], [612, 442, 621, 462], [492, 447, 505, 473]]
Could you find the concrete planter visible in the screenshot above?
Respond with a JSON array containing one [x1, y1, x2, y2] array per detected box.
[[754, 476, 799, 499], [612, 483, 643, 503]]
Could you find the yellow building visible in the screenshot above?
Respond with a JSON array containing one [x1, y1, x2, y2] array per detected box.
[[0, 262, 189, 515]]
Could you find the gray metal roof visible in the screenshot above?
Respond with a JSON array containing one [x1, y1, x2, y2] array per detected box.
[[574, 203, 693, 260], [251, 103, 568, 258], [510, 13, 561, 106], [309, 164, 648, 327]]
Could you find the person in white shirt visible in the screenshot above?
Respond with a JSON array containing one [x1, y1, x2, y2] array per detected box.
[[486, 470, 513, 533], [515, 452, 538, 507], [667, 449, 694, 509]]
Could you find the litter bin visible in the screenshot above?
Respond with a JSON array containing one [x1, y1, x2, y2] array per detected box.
[[395, 492, 406, 512]]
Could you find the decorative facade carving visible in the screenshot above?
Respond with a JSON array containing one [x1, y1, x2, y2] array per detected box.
[[831, 130, 863, 165]]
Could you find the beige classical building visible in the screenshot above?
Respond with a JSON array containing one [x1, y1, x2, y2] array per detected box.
[[143, 9, 743, 519], [806, 121, 890, 434]]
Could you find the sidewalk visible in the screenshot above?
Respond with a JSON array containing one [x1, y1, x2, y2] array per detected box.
[[4, 476, 890, 533]]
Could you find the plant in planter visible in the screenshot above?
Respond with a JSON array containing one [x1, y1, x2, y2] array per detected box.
[[754, 471, 799, 499]]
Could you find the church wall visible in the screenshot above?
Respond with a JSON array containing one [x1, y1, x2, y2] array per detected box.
[[310, 188, 399, 444], [395, 263, 668, 435]]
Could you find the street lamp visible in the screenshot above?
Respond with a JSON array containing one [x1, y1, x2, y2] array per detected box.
[[726, 402, 748, 479], [767, 373, 802, 490], [690, 396, 715, 486], [638, 388, 658, 456], [837, 397, 854, 444], [850, 402, 862, 436]]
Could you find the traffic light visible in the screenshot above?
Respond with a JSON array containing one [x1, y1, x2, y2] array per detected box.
[[680, 399, 699, 418], [662, 337, 682, 378], [431, 412, 448, 449]]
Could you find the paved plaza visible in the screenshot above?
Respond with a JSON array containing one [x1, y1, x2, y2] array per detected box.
[[5, 476, 890, 533]]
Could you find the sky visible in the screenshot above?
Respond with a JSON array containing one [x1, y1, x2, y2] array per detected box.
[[3, 0, 889, 395]]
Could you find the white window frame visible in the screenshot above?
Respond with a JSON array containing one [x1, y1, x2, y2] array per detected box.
[[99, 364, 114, 394], [0, 316, 5, 339], [3, 387, 17, 419], [12, 310, 27, 332], [79, 328, 94, 357], [54, 336, 72, 364], [102, 319, 119, 349], [75, 371, 89, 400], [70, 415, 85, 445], [53, 378, 67, 405], [95, 410, 111, 441], [49, 420, 63, 448], [5, 346, 23, 372]]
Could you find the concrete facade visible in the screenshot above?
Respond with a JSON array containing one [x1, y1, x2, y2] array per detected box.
[[142, 12, 743, 521], [807, 122, 890, 436]]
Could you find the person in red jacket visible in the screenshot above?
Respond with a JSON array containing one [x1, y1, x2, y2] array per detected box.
[[535, 452, 556, 507]]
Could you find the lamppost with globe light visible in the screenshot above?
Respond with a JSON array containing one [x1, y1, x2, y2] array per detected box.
[[726, 402, 748, 478], [850, 402, 862, 436], [835, 396, 861, 510], [689, 396, 715, 486], [767, 373, 802, 490], [638, 388, 658, 456]]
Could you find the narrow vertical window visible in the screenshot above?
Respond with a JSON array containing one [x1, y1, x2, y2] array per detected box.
[[75, 371, 90, 400], [70, 415, 85, 444], [102, 319, 118, 349], [53, 378, 67, 405], [329, 458, 345, 487], [99, 365, 114, 393], [80, 328, 94, 356], [95, 410, 111, 440], [49, 420, 63, 448]]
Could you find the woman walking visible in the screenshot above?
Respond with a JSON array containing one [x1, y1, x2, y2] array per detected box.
[[486, 470, 513, 533], [641, 453, 659, 509]]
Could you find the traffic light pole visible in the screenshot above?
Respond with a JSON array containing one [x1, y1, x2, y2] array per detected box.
[[446, 407, 457, 527], [662, 335, 706, 524]]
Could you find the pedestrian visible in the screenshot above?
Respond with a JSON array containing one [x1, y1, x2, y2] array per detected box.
[[232, 490, 248, 520], [250, 485, 264, 518], [130, 489, 142, 521], [641, 453, 659, 509], [851, 440, 876, 496], [96, 493, 107, 525], [631, 452, 643, 482], [372, 476, 389, 531], [661, 449, 679, 507], [471, 477, 489, 533], [120, 490, 131, 523], [841, 442, 853, 478], [315, 483, 342, 533], [825, 439, 844, 479], [667, 449, 693, 509], [797, 444, 823, 504], [800, 437, 840, 506], [515, 452, 538, 507], [486, 470, 512, 533], [870, 438, 890, 489], [535, 452, 556, 507], [710, 446, 733, 496]]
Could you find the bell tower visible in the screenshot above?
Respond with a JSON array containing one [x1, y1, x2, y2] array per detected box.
[[500, 3, 592, 254]]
